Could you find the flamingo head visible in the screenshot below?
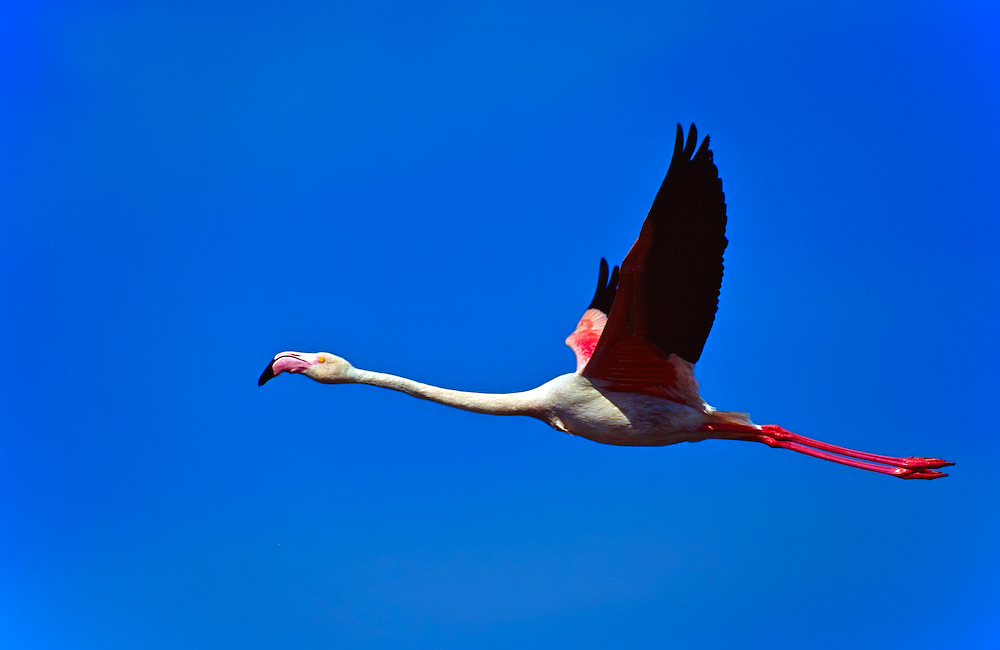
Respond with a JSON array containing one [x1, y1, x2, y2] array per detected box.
[[258, 351, 354, 386]]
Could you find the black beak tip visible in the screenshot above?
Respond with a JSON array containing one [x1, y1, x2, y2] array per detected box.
[[258, 363, 276, 386]]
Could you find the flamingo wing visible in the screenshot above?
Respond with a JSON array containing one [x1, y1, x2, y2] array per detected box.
[[565, 258, 619, 372], [581, 124, 728, 404]]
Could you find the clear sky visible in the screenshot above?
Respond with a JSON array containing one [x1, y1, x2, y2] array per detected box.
[[2, 1, 998, 648]]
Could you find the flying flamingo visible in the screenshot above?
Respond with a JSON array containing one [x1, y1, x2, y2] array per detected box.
[[259, 124, 952, 479]]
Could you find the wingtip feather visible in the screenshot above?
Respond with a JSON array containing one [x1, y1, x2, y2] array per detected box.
[[587, 257, 619, 315], [683, 124, 698, 158]]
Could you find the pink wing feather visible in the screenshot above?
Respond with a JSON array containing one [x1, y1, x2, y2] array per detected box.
[[566, 307, 609, 372], [566, 302, 706, 409]]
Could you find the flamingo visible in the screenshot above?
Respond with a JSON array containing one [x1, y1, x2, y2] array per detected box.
[[259, 124, 952, 480]]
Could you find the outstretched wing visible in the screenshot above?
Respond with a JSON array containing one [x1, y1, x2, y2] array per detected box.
[[565, 258, 619, 372], [582, 124, 728, 403]]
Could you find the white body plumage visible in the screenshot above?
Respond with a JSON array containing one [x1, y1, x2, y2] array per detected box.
[[530, 373, 715, 447]]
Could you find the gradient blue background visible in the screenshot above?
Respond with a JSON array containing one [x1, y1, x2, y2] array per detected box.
[[3, 1, 998, 648]]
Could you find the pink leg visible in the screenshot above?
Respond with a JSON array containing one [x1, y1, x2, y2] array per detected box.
[[698, 423, 953, 480], [758, 425, 953, 470]]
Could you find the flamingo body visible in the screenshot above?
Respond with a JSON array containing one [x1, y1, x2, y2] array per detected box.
[[526, 373, 711, 447], [260, 125, 953, 480]]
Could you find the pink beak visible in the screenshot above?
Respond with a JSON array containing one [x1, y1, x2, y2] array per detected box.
[[258, 353, 316, 386]]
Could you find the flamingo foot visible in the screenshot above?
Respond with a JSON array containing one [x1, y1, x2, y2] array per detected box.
[[892, 466, 950, 480]]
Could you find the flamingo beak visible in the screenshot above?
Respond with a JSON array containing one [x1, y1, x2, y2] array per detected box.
[[258, 363, 278, 386], [258, 353, 316, 386]]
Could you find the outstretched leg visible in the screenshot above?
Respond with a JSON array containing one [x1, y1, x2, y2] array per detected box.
[[697, 423, 953, 480]]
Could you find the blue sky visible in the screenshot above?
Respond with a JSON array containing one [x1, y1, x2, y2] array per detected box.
[[2, 1, 998, 648]]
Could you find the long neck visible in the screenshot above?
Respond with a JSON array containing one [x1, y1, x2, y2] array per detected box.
[[350, 369, 542, 417]]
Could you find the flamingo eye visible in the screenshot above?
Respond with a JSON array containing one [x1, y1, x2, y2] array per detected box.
[[317, 356, 326, 363]]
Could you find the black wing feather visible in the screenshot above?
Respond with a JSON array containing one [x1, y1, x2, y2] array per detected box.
[[587, 258, 620, 315], [640, 123, 728, 363]]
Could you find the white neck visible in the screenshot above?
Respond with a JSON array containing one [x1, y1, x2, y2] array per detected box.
[[350, 369, 543, 417]]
